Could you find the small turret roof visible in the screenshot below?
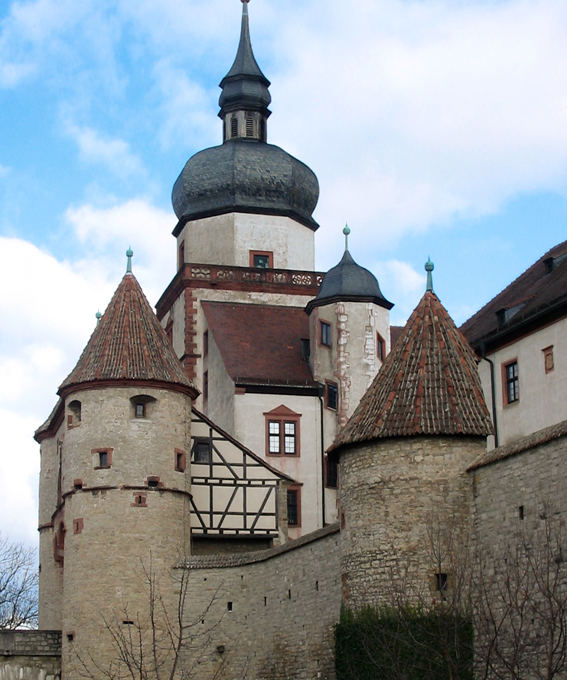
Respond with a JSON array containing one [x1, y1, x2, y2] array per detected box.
[[330, 290, 493, 452], [306, 248, 392, 313], [59, 272, 197, 397]]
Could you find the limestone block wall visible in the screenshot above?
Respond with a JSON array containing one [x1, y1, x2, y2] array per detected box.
[[180, 525, 341, 680], [0, 631, 61, 680], [339, 436, 485, 609]]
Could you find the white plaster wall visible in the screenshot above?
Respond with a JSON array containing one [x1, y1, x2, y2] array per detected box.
[[178, 213, 315, 270], [202, 331, 235, 435], [232, 393, 324, 537], [482, 317, 567, 447]]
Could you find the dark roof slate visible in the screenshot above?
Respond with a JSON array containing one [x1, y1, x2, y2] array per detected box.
[[306, 249, 392, 312], [460, 240, 567, 348], [59, 273, 196, 395], [331, 291, 493, 450], [202, 301, 316, 387]]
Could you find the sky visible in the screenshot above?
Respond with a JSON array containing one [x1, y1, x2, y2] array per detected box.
[[1, 0, 567, 547]]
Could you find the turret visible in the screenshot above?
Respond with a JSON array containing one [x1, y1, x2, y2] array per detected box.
[[36, 252, 198, 678], [330, 261, 493, 608]]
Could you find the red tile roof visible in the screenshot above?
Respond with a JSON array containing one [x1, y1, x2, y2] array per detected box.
[[461, 240, 567, 348], [331, 291, 493, 450], [202, 301, 316, 386], [59, 273, 196, 396]]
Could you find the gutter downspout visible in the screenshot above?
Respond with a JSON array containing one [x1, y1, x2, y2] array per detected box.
[[480, 342, 499, 448], [318, 383, 326, 526]]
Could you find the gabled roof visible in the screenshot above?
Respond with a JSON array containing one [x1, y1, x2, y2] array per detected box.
[[331, 291, 493, 451], [202, 301, 316, 388], [461, 240, 567, 350], [59, 273, 197, 397]]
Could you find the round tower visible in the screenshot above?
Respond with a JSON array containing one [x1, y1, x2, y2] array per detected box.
[[38, 253, 198, 678], [330, 263, 493, 609]]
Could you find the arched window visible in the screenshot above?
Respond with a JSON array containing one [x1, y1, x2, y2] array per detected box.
[[67, 400, 81, 428], [130, 395, 156, 419]]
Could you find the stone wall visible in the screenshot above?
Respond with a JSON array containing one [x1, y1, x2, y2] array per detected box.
[[0, 630, 61, 680], [339, 436, 485, 609], [180, 524, 341, 680]]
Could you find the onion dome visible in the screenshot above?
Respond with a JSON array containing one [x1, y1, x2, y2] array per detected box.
[[171, 1, 319, 233], [305, 226, 393, 313], [330, 265, 494, 453], [59, 251, 197, 399]]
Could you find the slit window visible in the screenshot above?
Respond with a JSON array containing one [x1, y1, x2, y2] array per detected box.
[[503, 360, 519, 404], [377, 332, 386, 362], [175, 449, 186, 472], [287, 487, 301, 527]]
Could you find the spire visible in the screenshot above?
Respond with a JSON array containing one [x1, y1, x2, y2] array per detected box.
[[126, 246, 133, 273], [425, 257, 434, 292], [330, 290, 493, 449], [343, 223, 350, 251], [59, 272, 197, 398], [219, 1, 271, 141]]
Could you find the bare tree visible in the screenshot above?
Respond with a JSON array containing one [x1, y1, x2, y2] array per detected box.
[[0, 533, 38, 629], [473, 506, 567, 680], [75, 557, 243, 680]]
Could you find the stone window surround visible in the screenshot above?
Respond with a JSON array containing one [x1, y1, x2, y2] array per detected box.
[[175, 448, 187, 472], [543, 345, 554, 374], [264, 406, 301, 457], [92, 447, 113, 469], [249, 250, 273, 269]]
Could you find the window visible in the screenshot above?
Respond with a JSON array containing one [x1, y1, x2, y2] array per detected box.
[[435, 573, 448, 592], [287, 487, 301, 527], [320, 321, 331, 347], [67, 400, 81, 428], [146, 476, 160, 488], [377, 332, 386, 362], [203, 371, 208, 403], [264, 405, 301, 456], [543, 346, 554, 374], [130, 395, 155, 419], [178, 240, 185, 270], [203, 330, 209, 357], [326, 455, 338, 488], [175, 449, 186, 472], [92, 448, 113, 469], [230, 116, 238, 138], [73, 518, 83, 535], [132, 493, 147, 507], [325, 381, 338, 410], [245, 114, 254, 137], [502, 360, 519, 404], [192, 438, 212, 464], [249, 250, 273, 269]]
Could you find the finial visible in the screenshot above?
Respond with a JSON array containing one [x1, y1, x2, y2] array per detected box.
[[95, 311, 102, 324], [425, 256, 434, 292], [126, 247, 133, 273], [343, 223, 351, 251]]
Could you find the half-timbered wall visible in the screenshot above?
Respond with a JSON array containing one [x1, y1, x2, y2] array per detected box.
[[190, 410, 290, 547]]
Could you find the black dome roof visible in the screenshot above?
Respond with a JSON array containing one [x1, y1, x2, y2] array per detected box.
[[306, 250, 393, 313], [172, 139, 319, 231]]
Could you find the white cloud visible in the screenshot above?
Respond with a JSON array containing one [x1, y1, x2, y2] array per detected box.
[[65, 123, 145, 178], [373, 259, 426, 326], [65, 199, 175, 302]]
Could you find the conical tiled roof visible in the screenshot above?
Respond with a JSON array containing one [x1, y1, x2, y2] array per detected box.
[[331, 291, 493, 451], [59, 273, 197, 397]]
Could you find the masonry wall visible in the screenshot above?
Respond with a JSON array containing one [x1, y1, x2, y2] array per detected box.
[[0, 631, 60, 680], [339, 436, 485, 609], [180, 525, 341, 680]]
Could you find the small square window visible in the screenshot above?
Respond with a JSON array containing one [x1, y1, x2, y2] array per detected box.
[[192, 438, 212, 464], [250, 251, 273, 269], [99, 451, 108, 467], [320, 321, 331, 347], [132, 493, 147, 507]]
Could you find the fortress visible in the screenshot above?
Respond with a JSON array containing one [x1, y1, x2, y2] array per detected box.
[[2, 3, 567, 679]]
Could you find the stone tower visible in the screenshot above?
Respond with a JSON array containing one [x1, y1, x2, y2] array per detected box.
[[330, 267, 493, 609], [35, 256, 197, 678], [306, 227, 393, 428]]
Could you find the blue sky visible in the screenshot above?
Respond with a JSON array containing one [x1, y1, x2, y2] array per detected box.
[[1, 0, 567, 545]]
